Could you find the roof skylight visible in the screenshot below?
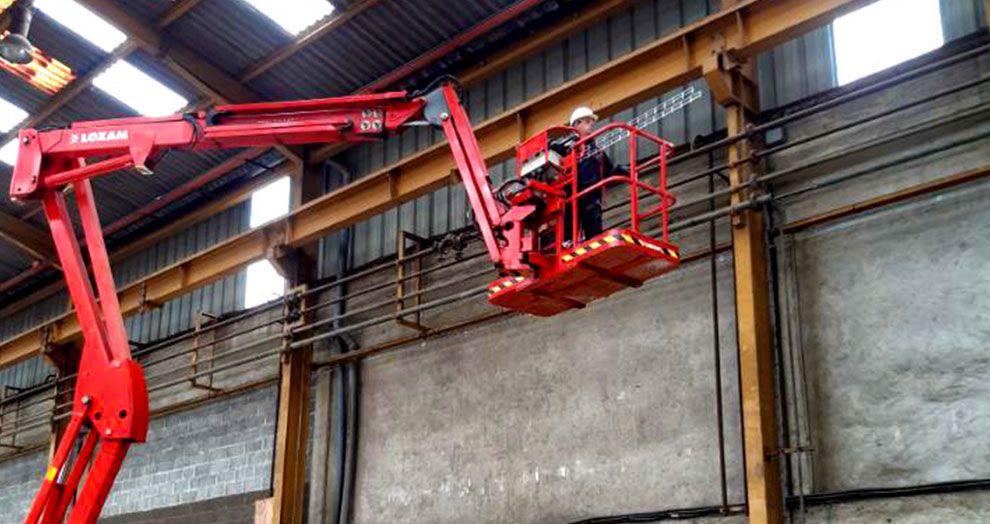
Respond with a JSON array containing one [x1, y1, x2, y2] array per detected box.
[[240, 0, 335, 35], [35, 0, 127, 53], [0, 96, 28, 133], [93, 60, 188, 117], [0, 140, 18, 166]]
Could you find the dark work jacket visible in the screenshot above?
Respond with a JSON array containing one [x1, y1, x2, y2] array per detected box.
[[575, 147, 614, 195], [549, 135, 615, 198]]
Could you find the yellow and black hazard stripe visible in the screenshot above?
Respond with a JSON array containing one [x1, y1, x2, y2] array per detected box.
[[561, 233, 679, 263], [488, 275, 526, 295]]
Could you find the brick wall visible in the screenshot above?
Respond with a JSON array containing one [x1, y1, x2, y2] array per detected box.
[[101, 385, 277, 517], [100, 490, 269, 524], [0, 386, 277, 522]]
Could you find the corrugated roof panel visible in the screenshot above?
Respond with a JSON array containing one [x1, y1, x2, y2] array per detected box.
[[120, 203, 250, 343], [246, 0, 518, 100], [758, 26, 838, 109], [47, 87, 135, 124], [166, 0, 295, 77], [85, 147, 244, 227], [27, 11, 110, 75], [127, 49, 206, 103], [0, 245, 36, 282], [0, 70, 50, 116], [114, 0, 177, 25]]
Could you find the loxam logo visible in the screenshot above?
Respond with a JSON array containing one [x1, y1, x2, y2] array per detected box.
[[70, 130, 129, 145]]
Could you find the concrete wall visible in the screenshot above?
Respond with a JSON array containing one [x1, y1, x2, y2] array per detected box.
[[782, 181, 990, 492], [353, 257, 742, 523], [0, 451, 45, 524]]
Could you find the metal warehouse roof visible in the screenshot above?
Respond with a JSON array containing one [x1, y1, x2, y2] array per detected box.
[[0, 0, 566, 303]]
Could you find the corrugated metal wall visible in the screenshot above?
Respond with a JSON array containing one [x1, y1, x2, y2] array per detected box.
[[0, 356, 54, 393], [0, 203, 250, 389], [941, 0, 987, 40], [120, 203, 250, 344], [0, 292, 69, 343]]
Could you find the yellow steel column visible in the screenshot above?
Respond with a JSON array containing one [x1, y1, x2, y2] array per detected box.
[[270, 162, 321, 523], [271, 311, 312, 524], [704, 39, 782, 522]]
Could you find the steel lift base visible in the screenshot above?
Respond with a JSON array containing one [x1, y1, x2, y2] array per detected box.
[[488, 228, 679, 316]]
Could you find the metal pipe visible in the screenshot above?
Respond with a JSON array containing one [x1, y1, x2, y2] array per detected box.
[[106, 246, 479, 377], [289, 284, 491, 350], [666, 101, 990, 218], [774, 126, 990, 203], [132, 241, 450, 358], [707, 150, 729, 511], [609, 67, 990, 222], [302, 250, 487, 317], [764, 202, 796, 503], [293, 267, 493, 335]]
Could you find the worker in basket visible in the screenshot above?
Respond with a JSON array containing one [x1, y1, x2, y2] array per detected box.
[[551, 106, 625, 248]]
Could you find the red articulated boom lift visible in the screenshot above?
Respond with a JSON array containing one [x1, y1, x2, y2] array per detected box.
[[8, 80, 680, 522]]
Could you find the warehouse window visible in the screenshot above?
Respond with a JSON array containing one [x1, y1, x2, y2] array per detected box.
[[833, 0, 943, 85], [240, 0, 335, 35], [34, 0, 127, 53], [0, 96, 28, 166], [93, 61, 188, 117], [245, 176, 291, 308]]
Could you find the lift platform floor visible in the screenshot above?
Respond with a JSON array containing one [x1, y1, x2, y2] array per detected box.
[[488, 229, 680, 316]]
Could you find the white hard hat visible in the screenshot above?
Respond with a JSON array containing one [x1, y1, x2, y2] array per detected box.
[[569, 106, 598, 125]]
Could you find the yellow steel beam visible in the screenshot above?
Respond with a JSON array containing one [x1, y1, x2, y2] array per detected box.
[[0, 0, 874, 368]]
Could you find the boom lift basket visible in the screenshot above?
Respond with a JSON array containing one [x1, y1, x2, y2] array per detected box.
[[489, 123, 679, 316]]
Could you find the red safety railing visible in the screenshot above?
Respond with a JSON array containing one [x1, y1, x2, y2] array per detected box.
[[558, 123, 676, 246]]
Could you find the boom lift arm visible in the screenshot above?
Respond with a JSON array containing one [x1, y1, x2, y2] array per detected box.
[[10, 79, 681, 522], [9, 83, 505, 524]]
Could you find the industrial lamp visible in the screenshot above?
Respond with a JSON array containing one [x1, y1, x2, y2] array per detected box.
[[0, 0, 34, 65]]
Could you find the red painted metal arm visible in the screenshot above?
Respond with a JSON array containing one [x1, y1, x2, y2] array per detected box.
[[11, 82, 510, 524], [9, 90, 426, 199]]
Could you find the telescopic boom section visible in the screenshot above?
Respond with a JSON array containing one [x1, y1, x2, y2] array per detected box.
[[10, 83, 507, 524]]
